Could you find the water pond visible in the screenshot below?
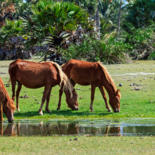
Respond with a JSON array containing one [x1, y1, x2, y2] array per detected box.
[[1, 118, 155, 136]]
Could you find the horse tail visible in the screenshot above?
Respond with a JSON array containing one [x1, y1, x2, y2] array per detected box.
[[51, 62, 73, 98], [8, 60, 18, 75], [8, 59, 21, 83]]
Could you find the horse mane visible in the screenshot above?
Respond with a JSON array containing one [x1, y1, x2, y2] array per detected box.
[[97, 61, 117, 93], [61, 63, 65, 68], [50, 62, 73, 98], [0, 78, 15, 111]]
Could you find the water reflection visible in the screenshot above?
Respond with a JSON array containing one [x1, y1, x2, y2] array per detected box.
[[0, 119, 155, 136]]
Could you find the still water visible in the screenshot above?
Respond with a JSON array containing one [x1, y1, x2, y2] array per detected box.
[[0, 118, 155, 136]]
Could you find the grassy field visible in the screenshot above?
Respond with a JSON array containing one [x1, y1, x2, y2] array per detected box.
[[0, 60, 155, 120], [1, 60, 155, 155], [0, 136, 155, 155]]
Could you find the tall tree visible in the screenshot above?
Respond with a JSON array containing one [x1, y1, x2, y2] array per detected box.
[[117, 0, 122, 37], [126, 0, 155, 28]]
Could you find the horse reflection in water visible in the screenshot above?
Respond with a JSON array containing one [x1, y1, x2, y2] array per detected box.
[[0, 122, 121, 136], [105, 125, 121, 136], [0, 123, 20, 136]]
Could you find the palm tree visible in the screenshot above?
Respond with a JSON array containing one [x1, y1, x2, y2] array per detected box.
[[25, 0, 89, 45], [19, 0, 90, 60]]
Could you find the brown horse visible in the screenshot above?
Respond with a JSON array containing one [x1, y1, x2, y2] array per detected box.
[[0, 77, 15, 123], [57, 59, 121, 112], [9, 59, 78, 115]]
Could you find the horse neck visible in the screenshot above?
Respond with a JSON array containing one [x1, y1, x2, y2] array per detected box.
[[63, 81, 73, 99], [63, 88, 70, 99], [104, 81, 117, 98], [0, 79, 14, 111], [102, 71, 117, 98]]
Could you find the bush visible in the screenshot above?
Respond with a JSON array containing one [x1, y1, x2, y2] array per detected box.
[[62, 36, 131, 64], [126, 0, 155, 28], [126, 23, 155, 59], [148, 51, 155, 60]]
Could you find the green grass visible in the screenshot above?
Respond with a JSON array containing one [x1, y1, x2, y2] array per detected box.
[[0, 136, 155, 155], [0, 60, 155, 120], [1, 60, 155, 154]]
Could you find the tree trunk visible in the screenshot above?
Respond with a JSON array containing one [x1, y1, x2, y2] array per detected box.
[[95, 2, 100, 39], [117, 0, 122, 38]]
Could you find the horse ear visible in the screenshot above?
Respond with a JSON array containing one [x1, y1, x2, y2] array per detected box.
[[116, 89, 121, 98]]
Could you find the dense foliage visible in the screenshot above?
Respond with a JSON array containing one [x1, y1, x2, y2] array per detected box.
[[0, 0, 154, 62]]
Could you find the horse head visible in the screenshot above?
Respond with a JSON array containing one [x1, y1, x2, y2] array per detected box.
[[109, 89, 121, 112], [65, 88, 78, 110], [3, 99, 15, 123], [59, 68, 79, 110]]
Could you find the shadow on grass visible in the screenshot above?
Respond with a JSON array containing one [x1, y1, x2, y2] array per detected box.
[[14, 109, 112, 118]]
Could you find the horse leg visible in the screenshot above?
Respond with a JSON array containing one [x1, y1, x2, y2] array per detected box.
[[16, 82, 22, 112], [10, 78, 16, 101], [90, 85, 96, 112], [0, 121, 3, 135], [0, 102, 3, 122], [45, 87, 52, 113], [39, 85, 51, 115], [57, 84, 63, 111], [99, 86, 111, 112]]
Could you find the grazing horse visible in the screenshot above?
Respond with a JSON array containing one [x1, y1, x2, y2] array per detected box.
[[0, 77, 15, 123], [9, 59, 78, 115], [57, 59, 121, 112]]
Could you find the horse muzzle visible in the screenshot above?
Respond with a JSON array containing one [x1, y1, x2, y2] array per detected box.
[[72, 106, 78, 111], [114, 108, 120, 112]]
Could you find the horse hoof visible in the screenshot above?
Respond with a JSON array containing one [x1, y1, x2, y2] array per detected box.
[[46, 109, 51, 113], [57, 108, 60, 111], [17, 108, 20, 112], [39, 111, 43, 115], [108, 109, 111, 112], [90, 109, 93, 112]]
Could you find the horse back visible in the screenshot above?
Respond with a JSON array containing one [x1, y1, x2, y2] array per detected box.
[[8, 59, 59, 88], [62, 59, 102, 85]]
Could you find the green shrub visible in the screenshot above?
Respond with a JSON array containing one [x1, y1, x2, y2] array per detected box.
[[125, 23, 155, 59], [148, 51, 155, 60], [62, 36, 131, 64]]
